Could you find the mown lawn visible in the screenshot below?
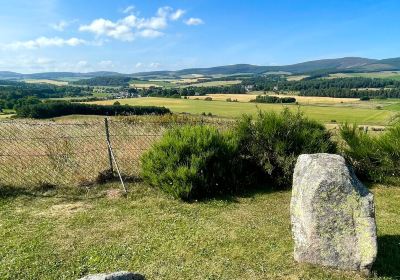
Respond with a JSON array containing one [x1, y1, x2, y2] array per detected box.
[[0, 183, 399, 280]]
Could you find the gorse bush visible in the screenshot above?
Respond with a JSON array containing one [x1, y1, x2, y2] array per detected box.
[[140, 125, 245, 200], [340, 121, 400, 183], [234, 109, 336, 188], [141, 109, 336, 200]]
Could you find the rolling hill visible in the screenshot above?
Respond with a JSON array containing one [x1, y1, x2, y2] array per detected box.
[[2, 57, 400, 81]]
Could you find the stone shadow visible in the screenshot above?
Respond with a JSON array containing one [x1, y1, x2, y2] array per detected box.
[[373, 235, 400, 278]]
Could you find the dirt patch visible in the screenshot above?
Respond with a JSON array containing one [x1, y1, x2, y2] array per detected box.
[[36, 201, 91, 218]]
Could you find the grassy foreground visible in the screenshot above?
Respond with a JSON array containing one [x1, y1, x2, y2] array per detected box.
[[0, 183, 399, 279], [89, 97, 396, 125]]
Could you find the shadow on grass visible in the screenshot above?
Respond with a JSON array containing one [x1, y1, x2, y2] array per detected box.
[[192, 182, 285, 204], [374, 235, 400, 278], [0, 184, 98, 201]]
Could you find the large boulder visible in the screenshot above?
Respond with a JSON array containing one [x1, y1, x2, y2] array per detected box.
[[290, 153, 377, 273]]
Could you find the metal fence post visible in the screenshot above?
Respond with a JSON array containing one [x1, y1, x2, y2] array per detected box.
[[104, 118, 113, 173]]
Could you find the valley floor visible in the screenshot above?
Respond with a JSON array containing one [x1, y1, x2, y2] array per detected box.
[[89, 96, 399, 125], [0, 183, 399, 279]]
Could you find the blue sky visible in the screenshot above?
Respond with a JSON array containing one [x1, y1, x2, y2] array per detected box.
[[0, 0, 399, 73]]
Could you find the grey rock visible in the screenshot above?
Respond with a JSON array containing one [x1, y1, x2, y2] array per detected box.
[[290, 153, 377, 273], [78, 271, 145, 280]]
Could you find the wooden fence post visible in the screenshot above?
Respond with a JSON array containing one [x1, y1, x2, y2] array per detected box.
[[104, 118, 113, 174]]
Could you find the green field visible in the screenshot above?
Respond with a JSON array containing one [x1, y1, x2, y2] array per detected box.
[[329, 71, 400, 80], [0, 182, 398, 279], [181, 80, 242, 87], [90, 97, 395, 125]]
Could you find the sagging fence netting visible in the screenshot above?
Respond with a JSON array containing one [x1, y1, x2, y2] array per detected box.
[[0, 118, 231, 188]]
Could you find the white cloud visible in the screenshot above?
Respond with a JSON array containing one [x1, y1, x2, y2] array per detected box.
[[50, 19, 78, 31], [137, 29, 164, 38], [185, 18, 204, 26], [135, 62, 143, 68], [50, 20, 68, 31], [122, 5, 135, 14], [80, 6, 188, 42], [170, 9, 185, 21], [1, 37, 87, 50]]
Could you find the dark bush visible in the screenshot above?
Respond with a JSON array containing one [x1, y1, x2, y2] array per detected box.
[[234, 109, 336, 188], [340, 121, 400, 183], [140, 125, 245, 200], [250, 95, 296, 104], [16, 102, 170, 119]]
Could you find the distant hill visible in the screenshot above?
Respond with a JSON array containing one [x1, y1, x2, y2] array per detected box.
[[2, 57, 400, 81]]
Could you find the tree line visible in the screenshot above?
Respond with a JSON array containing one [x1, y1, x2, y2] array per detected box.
[[16, 101, 171, 119], [139, 85, 246, 98], [0, 81, 91, 110], [299, 88, 400, 98], [250, 95, 296, 104], [241, 76, 400, 98]]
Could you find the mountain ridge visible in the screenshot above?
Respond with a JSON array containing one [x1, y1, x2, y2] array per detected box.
[[1, 57, 400, 80]]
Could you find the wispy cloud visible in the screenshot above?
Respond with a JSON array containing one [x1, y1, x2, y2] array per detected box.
[[170, 9, 185, 20], [185, 18, 204, 26], [122, 5, 135, 14], [1, 37, 87, 50], [50, 19, 78, 31]]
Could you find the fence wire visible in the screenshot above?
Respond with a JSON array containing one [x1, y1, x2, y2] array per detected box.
[[0, 118, 231, 188]]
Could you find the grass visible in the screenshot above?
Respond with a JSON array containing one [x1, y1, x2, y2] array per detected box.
[[0, 109, 15, 119], [384, 102, 400, 111], [24, 79, 69, 86], [181, 80, 242, 87], [189, 93, 361, 105], [89, 97, 395, 125], [129, 80, 174, 89], [329, 71, 400, 80], [0, 182, 398, 279]]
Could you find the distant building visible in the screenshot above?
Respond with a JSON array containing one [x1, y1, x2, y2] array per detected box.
[[113, 90, 139, 99], [245, 85, 254, 92]]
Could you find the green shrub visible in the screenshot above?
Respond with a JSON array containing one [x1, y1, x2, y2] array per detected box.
[[140, 125, 245, 200], [234, 109, 336, 188], [340, 121, 400, 183]]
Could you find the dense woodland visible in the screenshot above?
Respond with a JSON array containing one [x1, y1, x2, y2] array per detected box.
[[0, 81, 91, 110], [139, 85, 246, 98], [242, 76, 400, 98], [16, 102, 170, 119]]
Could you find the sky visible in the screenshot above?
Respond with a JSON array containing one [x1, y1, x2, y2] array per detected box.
[[0, 0, 399, 73]]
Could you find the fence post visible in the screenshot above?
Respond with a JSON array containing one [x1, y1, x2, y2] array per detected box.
[[104, 118, 114, 174]]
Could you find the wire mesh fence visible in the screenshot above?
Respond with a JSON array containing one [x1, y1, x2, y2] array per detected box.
[[0, 117, 232, 189]]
